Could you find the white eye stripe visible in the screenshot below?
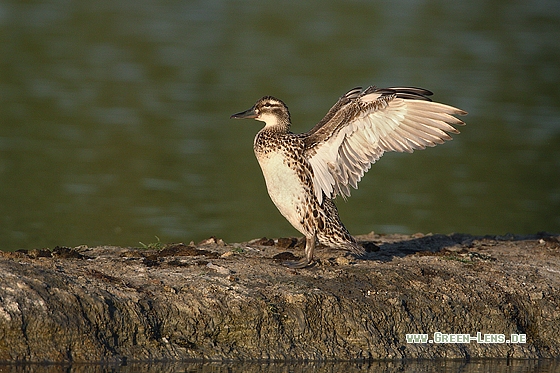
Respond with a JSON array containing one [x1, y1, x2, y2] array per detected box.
[[263, 102, 281, 108]]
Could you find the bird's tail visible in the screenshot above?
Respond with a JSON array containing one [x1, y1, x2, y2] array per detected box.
[[317, 198, 366, 256]]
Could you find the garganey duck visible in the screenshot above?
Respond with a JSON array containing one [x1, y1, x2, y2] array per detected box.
[[231, 86, 466, 268]]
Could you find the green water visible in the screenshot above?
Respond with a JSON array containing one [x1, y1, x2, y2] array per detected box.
[[1, 0, 559, 250]]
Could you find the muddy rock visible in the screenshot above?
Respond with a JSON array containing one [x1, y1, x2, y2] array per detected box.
[[0, 233, 559, 363]]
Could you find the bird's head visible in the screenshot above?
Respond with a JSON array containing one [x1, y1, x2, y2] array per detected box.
[[231, 96, 291, 129]]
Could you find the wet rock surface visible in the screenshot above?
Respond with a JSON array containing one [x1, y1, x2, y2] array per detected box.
[[0, 233, 559, 363]]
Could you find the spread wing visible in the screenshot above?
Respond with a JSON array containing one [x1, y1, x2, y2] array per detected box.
[[303, 86, 467, 204]]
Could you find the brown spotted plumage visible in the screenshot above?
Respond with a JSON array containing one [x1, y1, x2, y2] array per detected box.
[[231, 86, 466, 268]]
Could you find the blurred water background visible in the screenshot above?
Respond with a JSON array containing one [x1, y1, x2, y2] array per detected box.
[[1, 0, 559, 250]]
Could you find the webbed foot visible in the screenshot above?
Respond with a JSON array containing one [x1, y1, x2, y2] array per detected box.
[[283, 235, 316, 269], [283, 258, 314, 269]]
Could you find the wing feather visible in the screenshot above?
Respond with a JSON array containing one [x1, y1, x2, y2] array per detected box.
[[303, 86, 466, 204]]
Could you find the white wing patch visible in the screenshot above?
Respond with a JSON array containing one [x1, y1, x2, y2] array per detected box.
[[307, 93, 466, 205]]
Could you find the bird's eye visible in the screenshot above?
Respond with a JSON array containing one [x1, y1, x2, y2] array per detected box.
[[264, 102, 272, 107]]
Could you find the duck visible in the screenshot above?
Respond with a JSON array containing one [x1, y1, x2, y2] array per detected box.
[[231, 86, 466, 268]]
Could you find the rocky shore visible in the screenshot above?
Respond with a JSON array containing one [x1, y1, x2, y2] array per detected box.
[[0, 232, 559, 363]]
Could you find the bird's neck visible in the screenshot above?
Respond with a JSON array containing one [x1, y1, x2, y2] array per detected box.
[[253, 124, 293, 155]]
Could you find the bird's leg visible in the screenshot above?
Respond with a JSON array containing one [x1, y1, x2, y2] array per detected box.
[[284, 235, 316, 269]]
